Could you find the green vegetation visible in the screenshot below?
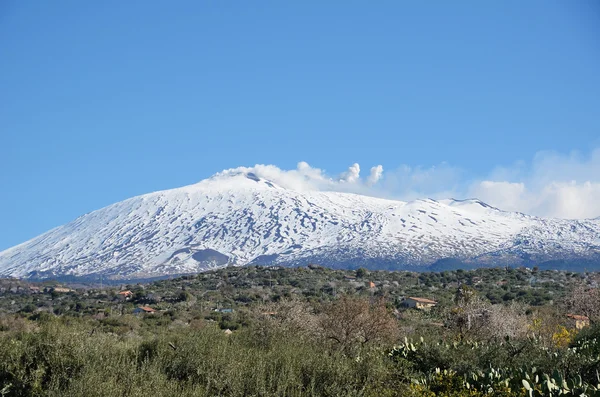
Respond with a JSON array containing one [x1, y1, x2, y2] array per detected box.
[[0, 266, 599, 396]]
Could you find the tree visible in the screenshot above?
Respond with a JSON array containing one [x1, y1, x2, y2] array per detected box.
[[454, 284, 478, 305], [355, 268, 368, 278], [449, 285, 492, 340], [20, 304, 36, 313], [447, 284, 530, 342], [177, 290, 192, 302], [567, 284, 600, 324], [319, 296, 398, 353]]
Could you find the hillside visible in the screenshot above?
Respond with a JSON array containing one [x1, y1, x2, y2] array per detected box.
[[1, 169, 599, 279], [1, 265, 600, 396]]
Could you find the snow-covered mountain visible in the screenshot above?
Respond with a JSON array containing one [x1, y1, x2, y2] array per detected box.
[[1, 170, 600, 279]]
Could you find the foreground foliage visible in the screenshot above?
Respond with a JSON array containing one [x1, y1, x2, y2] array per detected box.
[[0, 306, 599, 396], [1, 266, 599, 396]]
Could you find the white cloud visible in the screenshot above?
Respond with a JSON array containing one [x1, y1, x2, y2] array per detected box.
[[469, 181, 526, 213], [536, 181, 600, 219], [470, 180, 600, 219], [467, 149, 600, 219], [378, 163, 464, 201], [220, 148, 600, 219]]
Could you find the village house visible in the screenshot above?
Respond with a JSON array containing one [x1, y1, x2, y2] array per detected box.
[[133, 306, 156, 315], [566, 314, 590, 330], [52, 287, 72, 293], [403, 296, 437, 310]]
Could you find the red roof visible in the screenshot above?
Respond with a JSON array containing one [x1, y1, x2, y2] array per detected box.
[[137, 306, 155, 313]]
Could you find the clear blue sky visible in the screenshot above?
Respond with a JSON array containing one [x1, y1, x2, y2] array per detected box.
[[1, 0, 599, 250]]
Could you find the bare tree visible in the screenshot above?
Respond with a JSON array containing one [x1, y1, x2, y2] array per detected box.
[[319, 296, 398, 353], [446, 285, 490, 340], [485, 302, 529, 340], [446, 286, 528, 341], [250, 299, 319, 347], [566, 284, 600, 324]]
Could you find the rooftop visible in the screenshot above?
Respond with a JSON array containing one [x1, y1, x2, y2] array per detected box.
[[407, 296, 437, 304], [136, 306, 156, 313]]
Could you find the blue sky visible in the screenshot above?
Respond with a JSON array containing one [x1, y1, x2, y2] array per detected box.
[[1, 0, 599, 250]]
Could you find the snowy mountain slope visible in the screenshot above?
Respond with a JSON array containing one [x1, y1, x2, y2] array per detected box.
[[1, 170, 599, 279]]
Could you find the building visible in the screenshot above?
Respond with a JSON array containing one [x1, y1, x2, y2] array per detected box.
[[133, 306, 156, 315], [403, 297, 437, 310], [566, 314, 590, 330], [52, 287, 72, 293]]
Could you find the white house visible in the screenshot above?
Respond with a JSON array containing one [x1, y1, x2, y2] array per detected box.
[[403, 296, 437, 310]]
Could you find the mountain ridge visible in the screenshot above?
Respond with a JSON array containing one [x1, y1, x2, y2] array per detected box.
[[1, 171, 599, 279]]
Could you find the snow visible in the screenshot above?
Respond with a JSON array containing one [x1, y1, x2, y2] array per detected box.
[[1, 171, 599, 279]]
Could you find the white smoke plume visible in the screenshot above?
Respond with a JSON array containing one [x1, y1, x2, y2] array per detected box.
[[341, 163, 361, 183], [217, 161, 384, 194], [216, 148, 600, 219], [367, 165, 383, 186]]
